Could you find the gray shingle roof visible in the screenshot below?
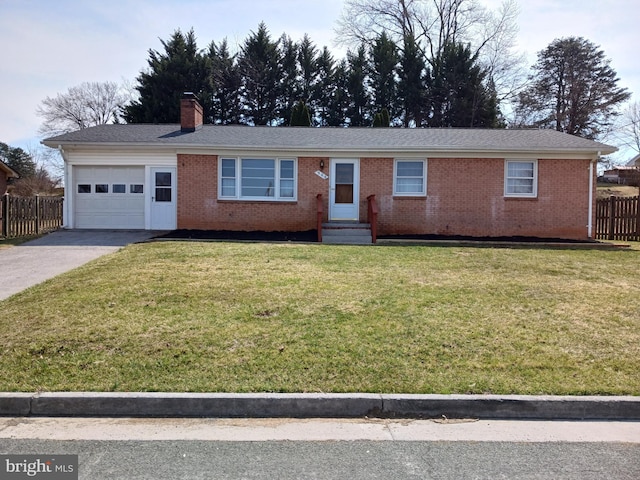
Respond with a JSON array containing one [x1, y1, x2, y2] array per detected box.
[[42, 124, 616, 155]]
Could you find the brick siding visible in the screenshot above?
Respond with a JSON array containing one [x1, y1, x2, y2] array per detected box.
[[177, 155, 327, 231], [177, 154, 594, 239]]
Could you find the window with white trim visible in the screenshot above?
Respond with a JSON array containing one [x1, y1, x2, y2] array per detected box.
[[394, 159, 426, 196], [219, 157, 297, 201], [505, 160, 537, 197]]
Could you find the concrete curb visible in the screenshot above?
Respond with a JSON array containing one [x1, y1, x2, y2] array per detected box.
[[1, 393, 639, 419]]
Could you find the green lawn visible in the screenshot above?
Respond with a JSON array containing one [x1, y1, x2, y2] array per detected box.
[[0, 235, 41, 249], [1, 241, 639, 395]]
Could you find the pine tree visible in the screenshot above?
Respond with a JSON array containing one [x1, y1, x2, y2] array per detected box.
[[369, 32, 399, 123], [238, 23, 282, 125], [398, 33, 427, 127], [372, 108, 390, 127], [123, 29, 211, 124], [206, 39, 242, 124], [290, 100, 311, 126], [314, 47, 336, 126], [297, 35, 319, 103], [278, 35, 299, 126], [0, 142, 36, 178], [427, 41, 499, 128], [346, 45, 371, 127], [325, 59, 351, 127]]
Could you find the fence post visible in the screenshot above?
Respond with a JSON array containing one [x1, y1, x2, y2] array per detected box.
[[1, 193, 8, 238], [608, 195, 616, 240], [35, 194, 40, 235], [636, 195, 640, 242]]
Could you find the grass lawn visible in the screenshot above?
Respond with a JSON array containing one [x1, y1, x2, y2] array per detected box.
[[597, 183, 639, 199], [1, 241, 639, 395], [0, 235, 41, 249]]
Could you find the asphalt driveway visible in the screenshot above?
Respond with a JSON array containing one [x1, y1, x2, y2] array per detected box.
[[0, 230, 158, 301]]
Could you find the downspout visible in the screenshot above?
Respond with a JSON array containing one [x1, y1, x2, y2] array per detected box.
[[587, 152, 599, 239], [58, 145, 70, 229]]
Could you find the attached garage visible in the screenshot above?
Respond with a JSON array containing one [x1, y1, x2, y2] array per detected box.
[[73, 166, 145, 229]]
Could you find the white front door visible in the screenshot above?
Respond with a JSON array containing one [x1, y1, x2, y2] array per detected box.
[[150, 167, 176, 230], [330, 159, 359, 221]]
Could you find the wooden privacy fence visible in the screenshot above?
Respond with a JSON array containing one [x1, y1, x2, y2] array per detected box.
[[596, 195, 639, 241], [1, 194, 64, 238]]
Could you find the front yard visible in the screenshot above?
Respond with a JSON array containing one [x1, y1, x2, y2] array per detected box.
[[1, 241, 638, 394]]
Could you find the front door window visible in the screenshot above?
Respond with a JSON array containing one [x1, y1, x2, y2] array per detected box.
[[335, 163, 354, 204]]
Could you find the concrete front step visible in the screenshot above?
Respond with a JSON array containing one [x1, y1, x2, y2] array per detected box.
[[322, 223, 373, 244], [323, 235, 373, 245], [322, 222, 371, 229]]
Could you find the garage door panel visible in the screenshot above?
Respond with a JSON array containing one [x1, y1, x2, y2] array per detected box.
[[74, 166, 145, 229]]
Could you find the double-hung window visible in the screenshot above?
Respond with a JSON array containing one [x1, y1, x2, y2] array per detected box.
[[505, 160, 537, 197], [394, 159, 426, 196], [219, 157, 296, 201]]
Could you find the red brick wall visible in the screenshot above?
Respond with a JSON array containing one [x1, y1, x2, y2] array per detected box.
[[177, 154, 328, 231], [363, 157, 592, 239], [177, 153, 594, 239]]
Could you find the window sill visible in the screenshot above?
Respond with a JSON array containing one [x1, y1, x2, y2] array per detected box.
[[392, 195, 427, 199], [218, 198, 298, 204], [504, 196, 538, 200]]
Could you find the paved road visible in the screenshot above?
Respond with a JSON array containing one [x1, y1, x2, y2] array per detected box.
[[1, 418, 639, 479], [0, 230, 158, 301]]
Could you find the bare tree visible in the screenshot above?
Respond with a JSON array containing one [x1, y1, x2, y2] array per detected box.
[[335, 0, 526, 102], [37, 81, 131, 137], [619, 100, 640, 154]]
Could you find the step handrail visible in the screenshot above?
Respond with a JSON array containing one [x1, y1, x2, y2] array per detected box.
[[367, 194, 378, 244], [316, 193, 323, 243]]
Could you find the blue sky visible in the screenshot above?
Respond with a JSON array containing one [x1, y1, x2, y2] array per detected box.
[[1, 0, 638, 162]]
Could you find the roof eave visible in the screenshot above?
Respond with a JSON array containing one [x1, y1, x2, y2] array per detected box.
[[0, 162, 19, 178], [43, 140, 617, 158]]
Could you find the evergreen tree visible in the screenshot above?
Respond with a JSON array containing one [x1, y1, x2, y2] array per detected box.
[[398, 33, 427, 127], [123, 29, 212, 124], [206, 39, 242, 124], [238, 23, 282, 125], [325, 59, 351, 127], [290, 100, 311, 126], [278, 35, 299, 126], [372, 108, 390, 127], [346, 45, 371, 127], [427, 41, 499, 128], [314, 47, 336, 126], [297, 34, 319, 103], [369, 32, 399, 123], [0, 142, 36, 178], [515, 37, 630, 139]]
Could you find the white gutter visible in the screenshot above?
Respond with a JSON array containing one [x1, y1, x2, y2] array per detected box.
[[588, 152, 599, 238]]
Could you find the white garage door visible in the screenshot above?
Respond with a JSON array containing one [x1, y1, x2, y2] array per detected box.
[[74, 166, 145, 229]]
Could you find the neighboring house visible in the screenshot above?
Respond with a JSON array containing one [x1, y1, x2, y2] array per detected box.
[[43, 93, 616, 240], [0, 160, 19, 195], [602, 167, 638, 185], [626, 153, 640, 167]]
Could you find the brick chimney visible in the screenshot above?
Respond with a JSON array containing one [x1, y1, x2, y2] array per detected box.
[[180, 92, 203, 132]]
